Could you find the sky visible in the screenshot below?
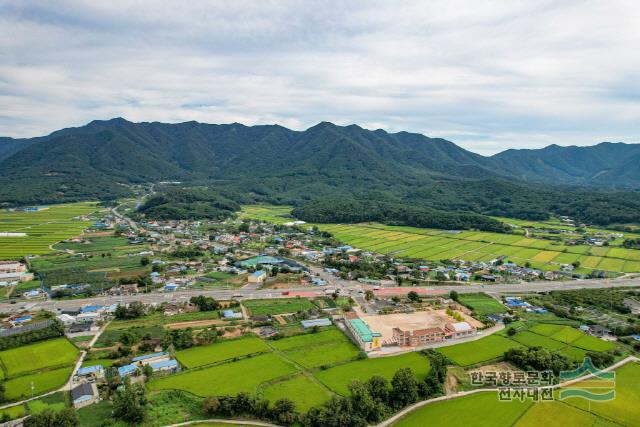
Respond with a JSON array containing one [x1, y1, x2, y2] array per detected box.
[[1, 1, 639, 155]]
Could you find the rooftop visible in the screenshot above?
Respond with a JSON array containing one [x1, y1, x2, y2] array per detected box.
[[77, 365, 103, 376], [149, 359, 179, 370], [349, 319, 381, 343], [132, 351, 167, 362], [71, 383, 94, 401]]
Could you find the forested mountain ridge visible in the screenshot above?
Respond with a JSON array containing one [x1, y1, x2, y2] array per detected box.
[[1, 118, 640, 226], [491, 142, 640, 187]]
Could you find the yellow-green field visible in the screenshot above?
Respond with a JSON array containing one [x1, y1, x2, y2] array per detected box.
[[0, 202, 101, 259], [240, 205, 640, 273]]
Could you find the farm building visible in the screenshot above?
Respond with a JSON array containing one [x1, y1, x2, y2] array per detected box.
[[223, 309, 242, 319], [149, 359, 180, 374], [301, 318, 332, 329], [345, 312, 382, 352], [76, 365, 104, 381], [71, 382, 99, 409], [248, 270, 267, 284], [118, 364, 138, 379], [132, 351, 169, 366], [56, 313, 76, 326]]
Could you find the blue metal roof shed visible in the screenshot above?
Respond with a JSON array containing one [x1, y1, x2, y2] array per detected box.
[[118, 364, 137, 378], [132, 351, 167, 362]]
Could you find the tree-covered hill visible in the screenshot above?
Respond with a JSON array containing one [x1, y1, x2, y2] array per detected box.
[[1, 118, 640, 226]]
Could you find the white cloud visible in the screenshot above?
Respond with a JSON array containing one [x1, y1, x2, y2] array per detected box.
[[1, 0, 639, 154]]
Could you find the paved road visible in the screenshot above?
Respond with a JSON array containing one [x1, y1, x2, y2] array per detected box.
[[2, 275, 639, 313]]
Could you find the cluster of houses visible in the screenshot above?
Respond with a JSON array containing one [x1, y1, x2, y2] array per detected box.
[[56, 304, 117, 332], [0, 260, 34, 287], [71, 351, 180, 409]]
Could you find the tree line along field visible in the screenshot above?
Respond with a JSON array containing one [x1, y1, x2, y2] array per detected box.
[[0, 202, 101, 260], [437, 322, 617, 367], [147, 327, 432, 412], [392, 362, 640, 427], [0, 337, 80, 401]]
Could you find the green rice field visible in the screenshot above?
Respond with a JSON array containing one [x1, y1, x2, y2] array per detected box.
[[4, 366, 73, 401], [175, 336, 271, 369], [440, 323, 616, 367], [0, 202, 101, 259], [457, 293, 507, 315], [240, 205, 640, 273], [315, 352, 431, 396], [148, 353, 298, 396], [0, 338, 79, 377], [392, 362, 640, 427], [437, 335, 525, 367], [392, 391, 533, 427], [261, 374, 333, 412]]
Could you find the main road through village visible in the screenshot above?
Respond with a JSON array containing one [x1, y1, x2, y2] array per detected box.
[[2, 203, 639, 314], [2, 271, 639, 314]]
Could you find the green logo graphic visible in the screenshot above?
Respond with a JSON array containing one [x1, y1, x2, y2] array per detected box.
[[559, 357, 615, 402]]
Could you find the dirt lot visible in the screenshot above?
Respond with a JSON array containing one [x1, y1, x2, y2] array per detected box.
[[356, 307, 484, 345]]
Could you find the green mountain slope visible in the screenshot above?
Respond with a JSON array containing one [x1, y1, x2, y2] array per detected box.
[[1, 118, 640, 226]]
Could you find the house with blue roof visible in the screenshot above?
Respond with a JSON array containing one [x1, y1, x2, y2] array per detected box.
[[301, 318, 332, 329], [149, 359, 180, 374], [223, 310, 242, 319], [132, 351, 168, 365], [76, 365, 105, 380], [12, 315, 32, 325], [80, 305, 104, 313], [118, 364, 138, 378], [248, 270, 267, 284]]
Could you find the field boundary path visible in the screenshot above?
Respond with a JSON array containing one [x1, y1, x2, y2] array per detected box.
[[164, 419, 282, 427], [262, 340, 336, 395], [0, 321, 110, 410], [375, 355, 639, 427]]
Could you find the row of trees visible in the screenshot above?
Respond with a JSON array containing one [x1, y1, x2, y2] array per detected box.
[[293, 198, 509, 233], [0, 320, 64, 351], [114, 301, 146, 319]]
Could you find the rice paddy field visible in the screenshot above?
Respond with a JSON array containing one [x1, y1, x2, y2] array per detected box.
[[437, 335, 525, 367], [175, 336, 270, 369], [317, 223, 640, 274], [148, 327, 432, 411], [0, 202, 101, 259], [457, 293, 508, 315], [0, 337, 79, 402], [148, 352, 298, 397], [243, 298, 317, 316], [439, 324, 616, 367], [315, 352, 431, 396], [240, 205, 640, 273], [261, 374, 333, 412], [0, 337, 79, 377], [392, 362, 640, 427], [4, 366, 73, 401]]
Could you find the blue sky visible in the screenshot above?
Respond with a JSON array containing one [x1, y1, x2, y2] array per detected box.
[[1, 0, 639, 154]]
